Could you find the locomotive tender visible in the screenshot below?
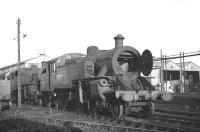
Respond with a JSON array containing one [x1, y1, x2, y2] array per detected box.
[[39, 34, 172, 117]]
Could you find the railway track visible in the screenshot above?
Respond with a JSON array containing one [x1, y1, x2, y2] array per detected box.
[[4, 105, 200, 132], [156, 109, 200, 119], [151, 112, 200, 132], [22, 113, 184, 132], [16, 107, 186, 132], [150, 116, 200, 132]]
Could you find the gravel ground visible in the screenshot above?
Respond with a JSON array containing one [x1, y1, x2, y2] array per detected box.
[[0, 106, 82, 132], [0, 118, 82, 132]]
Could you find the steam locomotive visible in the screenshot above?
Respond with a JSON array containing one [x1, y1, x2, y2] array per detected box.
[[9, 34, 172, 118], [8, 65, 40, 105]]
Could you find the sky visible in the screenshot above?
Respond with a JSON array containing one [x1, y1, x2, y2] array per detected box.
[[0, 0, 200, 67]]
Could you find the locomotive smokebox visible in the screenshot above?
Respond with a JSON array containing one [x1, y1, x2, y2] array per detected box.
[[95, 34, 153, 91], [95, 46, 141, 90], [114, 34, 125, 48]]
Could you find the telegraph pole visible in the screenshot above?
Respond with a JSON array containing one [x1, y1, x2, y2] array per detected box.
[[17, 18, 22, 108]]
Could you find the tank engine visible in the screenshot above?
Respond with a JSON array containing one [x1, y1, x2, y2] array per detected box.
[[8, 65, 40, 105], [39, 34, 172, 118]]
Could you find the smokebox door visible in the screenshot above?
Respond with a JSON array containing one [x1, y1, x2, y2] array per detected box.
[[141, 50, 153, 76]]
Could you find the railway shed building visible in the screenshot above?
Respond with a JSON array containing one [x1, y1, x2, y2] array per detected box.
[[150, 60, 200, 93]]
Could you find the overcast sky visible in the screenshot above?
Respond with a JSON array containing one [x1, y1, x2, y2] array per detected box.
[[0, 0, 200, 67]]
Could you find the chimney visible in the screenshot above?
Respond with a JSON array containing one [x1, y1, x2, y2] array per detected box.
[[114, 34, 125, 48]]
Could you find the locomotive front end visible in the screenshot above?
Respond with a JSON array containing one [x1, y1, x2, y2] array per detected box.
[[89, 34, 173, 117]]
